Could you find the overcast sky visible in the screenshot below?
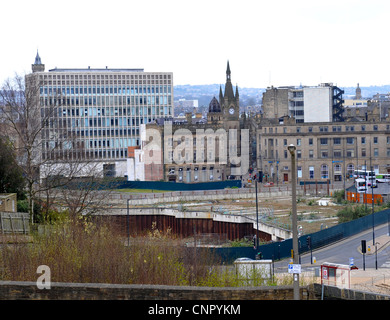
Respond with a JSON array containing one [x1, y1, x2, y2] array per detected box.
[[1, 0, 389, 89]]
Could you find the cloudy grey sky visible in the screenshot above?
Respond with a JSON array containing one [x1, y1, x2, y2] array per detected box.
[[1, 0, 389, 88]]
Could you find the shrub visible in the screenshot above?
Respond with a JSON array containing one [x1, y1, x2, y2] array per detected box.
[[337, 205, 370, 223]]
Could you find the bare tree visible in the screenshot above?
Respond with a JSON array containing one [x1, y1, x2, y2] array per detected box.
[[1, 73, 119, 223], [0, 73, 51, 221]]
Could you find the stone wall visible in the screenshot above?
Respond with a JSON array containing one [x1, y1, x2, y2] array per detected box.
[[2, 281, 389, 300], [0, 281, 310, 300], [310, 283, 390, 300]]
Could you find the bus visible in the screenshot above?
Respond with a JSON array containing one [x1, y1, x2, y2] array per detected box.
[[376, 173, 390, 183], [355, 178, 367, 193], [353, 170, 377, 188]]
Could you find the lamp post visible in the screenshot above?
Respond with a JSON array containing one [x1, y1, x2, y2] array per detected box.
[[288, 144, 299, 300], [127, 198, 130, 246]]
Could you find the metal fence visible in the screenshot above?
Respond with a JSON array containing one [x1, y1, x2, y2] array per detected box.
[[211, 208, 390, 263], [0, 212, 30, 234]]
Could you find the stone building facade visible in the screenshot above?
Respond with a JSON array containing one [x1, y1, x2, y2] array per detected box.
[[253, 104, 390, 184], [139, 62, 248, 182]]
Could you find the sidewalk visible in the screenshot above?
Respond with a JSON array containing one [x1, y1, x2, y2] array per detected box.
[[356, 234, 390, 255]]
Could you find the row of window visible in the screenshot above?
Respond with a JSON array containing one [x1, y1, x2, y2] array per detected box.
[[42, 148, 130, 161], [264, 124, 388, 134], [44, 128, 140, 137], [40, 85, 172, 96], [264, 136, 388, 148], [40, 95, 172, 107], [265, 164, 363, 180], [265, 147, 387, 160], [42, 73, 171, 81]]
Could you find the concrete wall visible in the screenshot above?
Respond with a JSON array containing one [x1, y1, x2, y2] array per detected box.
[[304, 86, 332, 123], [96, 207, 292, 241]]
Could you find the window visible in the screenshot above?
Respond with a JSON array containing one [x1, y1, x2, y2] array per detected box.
[[332, 126, 341, 132], [320, 138, 328, 145], [361, 125, 366, 131], [361, 148, 366, 157], [297, 166, 302, 178], [297, 139, 301, 146], [374, 125, 378, 131], [283, 139, 287, 146], [346, 137, 354, 144], [374, 137, 378, 144], [309, 138, 313, 146], [346, 149, 355, 157], [319, 126, 328, 132], [333, 138, 341, 145], [297, 150, 301, 159], [309, 150, 314, 158], [334, 164, 342, 173], [333, 150, 342, 158], [321, 150, 328, 158], [321, 165, 329, 179], [361, 137, 366, 144], [309, 166, 314, 179], [374, 148, 379, 157], [347, 164, 355, 178]]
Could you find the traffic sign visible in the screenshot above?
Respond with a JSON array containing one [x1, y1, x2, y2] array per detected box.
[[322, 268, 328, 280], [288, 264, 301, 274]]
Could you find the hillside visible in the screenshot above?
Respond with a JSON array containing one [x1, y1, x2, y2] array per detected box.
[[174, 84, 390, 107]]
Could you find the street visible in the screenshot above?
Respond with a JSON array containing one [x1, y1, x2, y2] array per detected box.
[[274, 223, 390, 271]]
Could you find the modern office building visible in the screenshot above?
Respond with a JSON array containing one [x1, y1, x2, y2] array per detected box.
[[261, 83, 344, 123], [27, 52, 173, 178]]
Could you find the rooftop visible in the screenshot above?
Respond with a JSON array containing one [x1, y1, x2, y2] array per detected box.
[[48, 67, 144, 73]]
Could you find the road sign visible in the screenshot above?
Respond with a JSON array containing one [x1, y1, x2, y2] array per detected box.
[[322, 268, 328, 280], [288, 264, 301, 274]]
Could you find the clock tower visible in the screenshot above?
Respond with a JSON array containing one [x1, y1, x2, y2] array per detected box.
[[220, 61, 240, 125]]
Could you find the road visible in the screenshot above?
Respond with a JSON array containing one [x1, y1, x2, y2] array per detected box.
[[274, 223, 390, 272]]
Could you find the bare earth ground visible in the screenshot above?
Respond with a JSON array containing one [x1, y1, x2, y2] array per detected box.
[[171, 194, 342, 235], [154, 192, 390, 297]]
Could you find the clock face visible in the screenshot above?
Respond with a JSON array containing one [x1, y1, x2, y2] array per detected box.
[[229, 108, 235, 115]]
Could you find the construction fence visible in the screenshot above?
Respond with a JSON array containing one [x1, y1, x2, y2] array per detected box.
[[346, 191, 383, 205]]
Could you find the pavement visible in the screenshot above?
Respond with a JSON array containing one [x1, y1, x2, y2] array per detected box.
[[316, 234, 390, 296]]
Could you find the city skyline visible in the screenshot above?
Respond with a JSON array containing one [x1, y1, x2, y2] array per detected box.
[[1, 0, 390, 89]]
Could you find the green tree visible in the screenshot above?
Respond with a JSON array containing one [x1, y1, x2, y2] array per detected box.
[[0, 136, 25, 199]]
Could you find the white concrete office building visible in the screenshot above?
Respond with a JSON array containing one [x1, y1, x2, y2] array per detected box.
[[28, 52, 173, 178]]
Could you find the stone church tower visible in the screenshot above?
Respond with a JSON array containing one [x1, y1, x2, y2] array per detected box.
[[355, 83, 362, 99], [32, 50, 45, 73]]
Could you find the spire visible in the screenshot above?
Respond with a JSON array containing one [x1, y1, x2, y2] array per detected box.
[[32, 50, 45, 73], [224, 60, 235, 99], [34, 50, 42, 65], [226, 60, 231, 81], [235, 83, 239, 98]]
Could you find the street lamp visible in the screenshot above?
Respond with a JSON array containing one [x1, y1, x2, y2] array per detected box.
[[127, 198, 130, 246], [288, 144, 299, 300]]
